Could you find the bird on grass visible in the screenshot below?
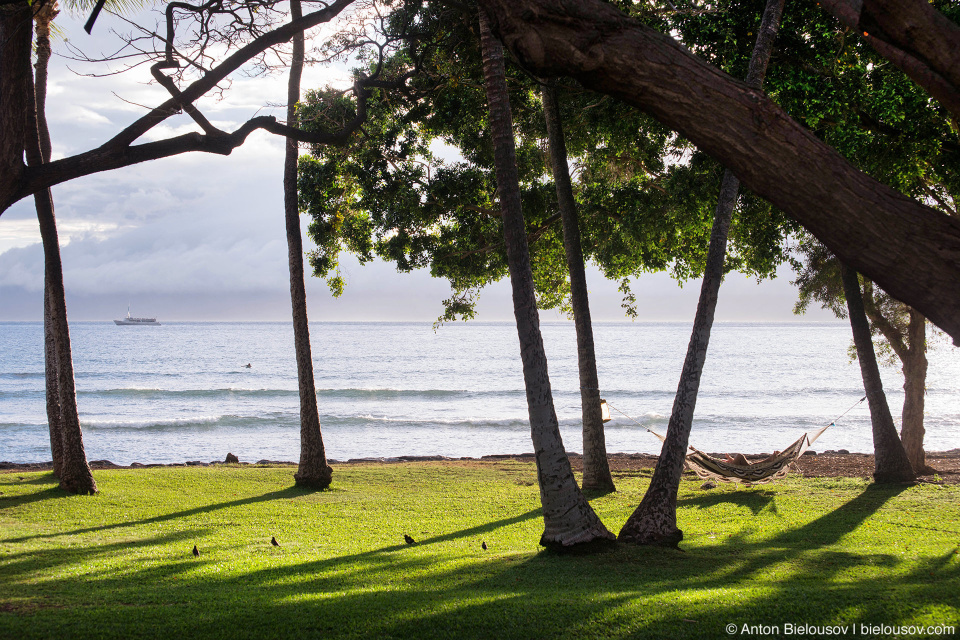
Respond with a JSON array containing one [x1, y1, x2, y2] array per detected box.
[[482, 541, 487, 550], [271, 536, 280, 547], [192, 545, 200, 557], [404, 534, 416, 545]]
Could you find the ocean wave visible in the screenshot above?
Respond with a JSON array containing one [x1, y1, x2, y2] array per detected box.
[[69, 387, 529, 401], [327, 414, 530, 429], [315, 388, 524, 399], [78, 387, 299, 399], [0, 372, 44, 379], [76, 412, 537, 432], [81, 413, 294, 432]]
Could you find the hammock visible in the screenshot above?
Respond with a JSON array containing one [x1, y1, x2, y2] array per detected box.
[[646, 423, 832, 484], [607, 397, 865, 485]]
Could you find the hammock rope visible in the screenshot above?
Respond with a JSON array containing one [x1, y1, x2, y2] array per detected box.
[[604, 396, 867, 484]]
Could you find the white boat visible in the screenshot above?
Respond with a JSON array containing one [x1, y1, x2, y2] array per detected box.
[[114, 306, 160, 326]]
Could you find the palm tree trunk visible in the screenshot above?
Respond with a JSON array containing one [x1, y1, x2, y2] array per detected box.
[[26, 2, 96, 493], [540, 83, 614, 493], [35, 2, 65, 478], [618, 0, 784, 546], [479, 8, 613, 547], [44, 281, 65, 476], [900, 309, 930, 473], [618, 170, 739, 546], [285, 0, 331, 489], [839, 263, 915, 483]]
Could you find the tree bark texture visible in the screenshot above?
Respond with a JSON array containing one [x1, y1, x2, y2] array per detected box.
[[285, 0, 332, 490], [840, 263, 915, 483], [33, 0, 57, 162], [1, 3, 30, 201], [618, 0, 783, 547], [900, 309, 930, 473], [479, 9, 613, 547], [476, 0, 960, 346], [860, 285, 932, 474], [541, 84, 614, 494], [44, 280, 65, 477]]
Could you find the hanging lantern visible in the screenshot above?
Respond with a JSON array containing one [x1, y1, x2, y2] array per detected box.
[[600, 399, 612, 423]]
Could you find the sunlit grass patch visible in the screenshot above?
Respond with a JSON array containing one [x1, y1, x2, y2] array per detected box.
[[1, 462, 958, 639]]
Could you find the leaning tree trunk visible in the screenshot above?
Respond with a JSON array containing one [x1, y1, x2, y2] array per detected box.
[[619, 0, 785, 547], [24, 83, 97, 494], [35, 1, 65, 478], [285, 0, 331, 489], [900, 309, 930, 473], [479, 8, 613, 547], [541, 83, 614, 494], [24, 2, 96, 493], [839, 263, 915, 483]]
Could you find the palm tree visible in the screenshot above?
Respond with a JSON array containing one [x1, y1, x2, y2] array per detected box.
[[284, 0, 332, 489], [478, 8, 613, 546], [839, 263, 915, 483], [619, 0, 785, 545], [540, 83, 614, 493], [35, 0, 65, 480], [29, 0, 97, 493]]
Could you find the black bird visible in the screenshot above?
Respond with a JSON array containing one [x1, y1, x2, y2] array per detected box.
[[404, 534, 415, 545], [482, 541, 487, 550], [271, 536, 280, 547], [192, 545, 200, 557]]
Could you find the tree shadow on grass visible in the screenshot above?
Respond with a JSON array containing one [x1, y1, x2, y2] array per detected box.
[[677, 488, 776, 515], [0, 528, 210, 582], [2, 478, 952, 639], [2, 485, 315, 544], [0, 486, 67, 510], [775, 483, 911, 546]]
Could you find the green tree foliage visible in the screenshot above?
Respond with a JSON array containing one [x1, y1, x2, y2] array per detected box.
[[296, 0, 797, 321]]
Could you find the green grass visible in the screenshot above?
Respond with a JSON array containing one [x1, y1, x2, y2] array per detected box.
[[1, 462, 958, 639]]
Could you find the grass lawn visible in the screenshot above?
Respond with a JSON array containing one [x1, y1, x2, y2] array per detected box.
[[1, 461, 958, 639]]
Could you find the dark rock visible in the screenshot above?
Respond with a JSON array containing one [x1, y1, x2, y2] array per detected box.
[[838, 449, 850, 454], [700, 480, 718, 490], [225, 453, 240, 464], [185, 461, 207, 466], [802, 450, 817, 456], [130, 462, 144, 468]]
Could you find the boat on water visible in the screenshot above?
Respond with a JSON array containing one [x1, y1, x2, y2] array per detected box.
[[114, 306, 160, 326]]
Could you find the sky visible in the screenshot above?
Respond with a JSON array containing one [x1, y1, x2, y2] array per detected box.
[[0, 8, 837, 324]]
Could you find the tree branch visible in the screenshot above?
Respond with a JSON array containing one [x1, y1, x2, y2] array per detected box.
[[477, 0, 960, 345], [814, 0, 960, 121]]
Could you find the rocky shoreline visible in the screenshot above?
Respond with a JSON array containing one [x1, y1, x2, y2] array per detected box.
[[3, 449, 959, 483]]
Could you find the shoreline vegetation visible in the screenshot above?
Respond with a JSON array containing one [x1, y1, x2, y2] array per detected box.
[[2, 461, 958, 639]]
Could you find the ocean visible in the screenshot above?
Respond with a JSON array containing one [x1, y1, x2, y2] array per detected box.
[[1, 321, 958, 465]]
